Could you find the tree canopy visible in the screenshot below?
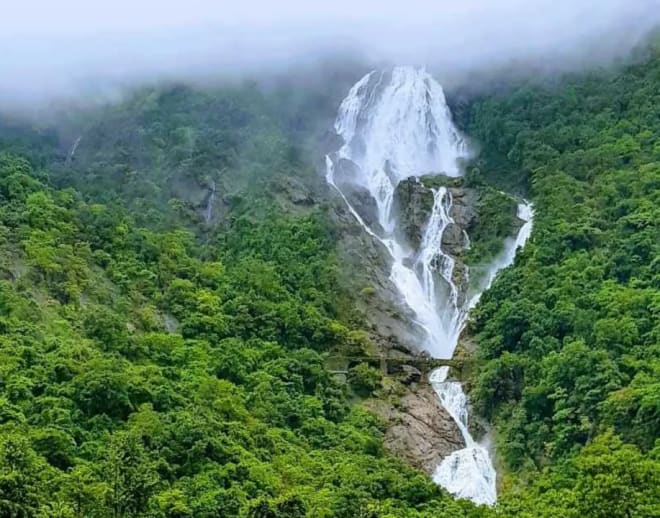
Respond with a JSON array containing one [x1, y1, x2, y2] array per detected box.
[[0, 42, 658, 516]]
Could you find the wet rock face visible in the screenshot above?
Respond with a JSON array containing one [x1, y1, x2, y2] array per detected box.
[[392, 176, 478, 257], [344, 188, 382, 232], [367, 383, 465, 474], [392, 177, 434, 250], [449, 187, 478, 230], [441, 222, 465, 257], [333, 158, 383, 232], [332, 198, 425, 353], [392, 175, 477, 307], [332, 156, 360, 187]]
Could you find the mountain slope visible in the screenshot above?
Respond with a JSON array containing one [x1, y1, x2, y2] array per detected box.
[[464, 42, 660, 516], [0, 44, 658, 516], [0, 151, 489, 517]]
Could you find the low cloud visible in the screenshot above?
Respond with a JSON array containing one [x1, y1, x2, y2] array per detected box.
[[2, 0, 660, 108]]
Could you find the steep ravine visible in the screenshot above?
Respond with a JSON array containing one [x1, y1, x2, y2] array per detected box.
[[325, 66, 533, 506], [348, 176, 525, 474]]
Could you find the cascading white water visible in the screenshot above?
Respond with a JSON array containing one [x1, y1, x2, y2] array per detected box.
[[204, 180, 216, 224], [326, 67, 469, 358], [430, 367, 497, 505], [65, 135, 81, 166], [414, 187, 464, 349], [326, 67, 533, 506], [429, 202, 532, 506]]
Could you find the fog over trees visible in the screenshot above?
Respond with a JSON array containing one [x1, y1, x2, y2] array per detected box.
[[2, 0, 659, 108]]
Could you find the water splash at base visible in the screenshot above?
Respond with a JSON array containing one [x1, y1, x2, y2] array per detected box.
[[430, 367, 496, 505]]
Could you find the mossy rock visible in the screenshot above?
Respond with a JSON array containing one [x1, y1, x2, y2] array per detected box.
[[419, 173, 465, 189], [392, 177, 434, 249]]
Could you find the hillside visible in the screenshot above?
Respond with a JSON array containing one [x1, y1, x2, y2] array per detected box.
[[465, 42, 660, 515], [0, 44, 657, 517]]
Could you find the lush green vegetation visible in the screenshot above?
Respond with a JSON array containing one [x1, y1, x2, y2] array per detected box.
[[0, 42, 658, 516], [463, 186, 520, 266], [49, 84, 310, 230], [0, 151, 490, 517], [0, 81, 487, 517], [465, 42, 660, 515]]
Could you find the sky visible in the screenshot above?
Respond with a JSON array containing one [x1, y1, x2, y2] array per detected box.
[[2, 0, 660, 107]]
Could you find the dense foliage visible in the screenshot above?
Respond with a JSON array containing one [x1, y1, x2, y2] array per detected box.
[[466, 43, 660, 514], [463, 186, 520, 266], [0, 151, 488, 517], [0, 44, 658, 517], [0, 78, 488, 517], [50, 84, 306, 229]]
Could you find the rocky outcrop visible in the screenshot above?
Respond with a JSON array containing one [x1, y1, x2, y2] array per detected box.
[[366, 382, 465, 474], [400, 364, 422, 384], [449, 187, 478, 230], [332, 197, 425, 353], [392, 175, 477, 307], [392, 175, 478, 258], [271, 174, 316, 207], [392, 178, 434, 249], [344, 187, 382, 232], [440, 222, 466, 257], [333, 158, 383, 232], [444, 188, 477, 256]]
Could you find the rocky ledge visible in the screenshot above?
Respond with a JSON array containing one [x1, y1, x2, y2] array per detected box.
[[365, 380, 465, 474]]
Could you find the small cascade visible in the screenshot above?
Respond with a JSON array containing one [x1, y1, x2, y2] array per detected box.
[[326, 67, 534, 506], [65, 135, 82, 166], [430, 367, 497, 505], [204, 180, 216, 223], [465, 202, 534, 311], [414, 187, 463, 349]]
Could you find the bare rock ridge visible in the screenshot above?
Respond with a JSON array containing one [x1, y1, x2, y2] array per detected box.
[[332, 197, 425, 353]]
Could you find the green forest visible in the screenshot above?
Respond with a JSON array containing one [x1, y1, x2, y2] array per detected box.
[[466, 42, 660, 515], [0, 40, 657, 518]]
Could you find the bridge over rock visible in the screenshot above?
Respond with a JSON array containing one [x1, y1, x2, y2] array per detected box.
[[325, 354, 457, 383]]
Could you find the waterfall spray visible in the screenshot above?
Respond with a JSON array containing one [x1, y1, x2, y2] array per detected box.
[[326, 67, 469, 358], [326, 66, 533, 505]]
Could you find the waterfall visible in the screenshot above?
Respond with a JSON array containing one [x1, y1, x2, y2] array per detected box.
[[326, 66, 533, 505], [326, 67, 469, 358], [428, 203, 532, 505], [65, 135, 82, 166], [430, 367, 496, 505], [204, 180, 216, 223], [413, 187, 464, 350]]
